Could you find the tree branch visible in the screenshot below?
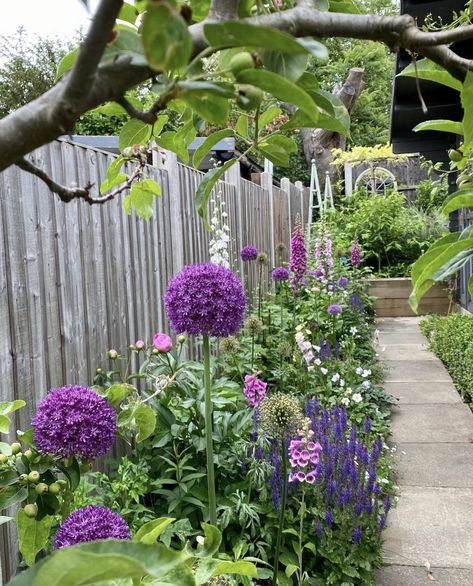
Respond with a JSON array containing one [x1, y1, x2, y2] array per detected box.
[[1, 5, 473, 174], [208, 0, 240, 21], [16, 153, 144, 205]]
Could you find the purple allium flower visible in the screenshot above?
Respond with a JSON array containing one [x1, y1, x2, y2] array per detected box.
[[327, 304, 342, 315], [349, 293, 365, 312], [153, 332, 173, 352], [240, 245, 258, 261], [54, 505, 131, 549], [350, 240, 362, 266], [164, 263, 246, 337], [32, 386, 116, 460], [337, 276, 349, 290], [243, 374, 267, 408], [289, 223, 307, 291], [272, 266, 290, 281]]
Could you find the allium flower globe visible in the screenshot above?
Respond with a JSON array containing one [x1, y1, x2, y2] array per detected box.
[[54, 505, 131, 549], [272, 267, 290, 281], [327, 304, 342, 315], [165, 263, 246, 337], [240, 245, 258, 261], [32, 386, 116, 460]]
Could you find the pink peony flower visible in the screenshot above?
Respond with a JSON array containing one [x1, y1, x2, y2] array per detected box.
[[135, 340, 145, 350], [153, 333, 173, 353]]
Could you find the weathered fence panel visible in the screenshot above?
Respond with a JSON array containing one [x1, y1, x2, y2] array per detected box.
[[0, 139, 307, 583]]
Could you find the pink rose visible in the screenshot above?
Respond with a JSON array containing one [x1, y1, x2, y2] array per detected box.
[[153, 333, 173, 353]]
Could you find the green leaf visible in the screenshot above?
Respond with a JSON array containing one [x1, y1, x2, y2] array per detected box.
[[153, 115, 169, 137], [262, 51, 308, 82], [55, 48, 79, 81], [461, 71, 473, 145], [468, 274, 473, 296], [259, 107, 282, 128], [135, 403, 157, 442], [102, 27, 147, 66], [329, 0, 360, 13], [0, 400, 26, 416], [178, 81, 236, 98], [0, 470, 20, 488], [119, 119, 152, 152], [0, 415, 9, 434], [17, 509, 53, 567], [118, 2, 138, 24], [204, 22, 327, 60], [134, 517, 176, 544], [7, 540, 188, 586], [213, 560, 258, 578], [399, 59, 462, 92], [277, 570, 293, 586], [414, 119, 464, 135], [142, 3, 192, 71], [258, 135, 298, 167], [0, 485, 28, 510], [181, 91, 229, 124], [285, 564, 298, 577], [195, 523, 222, 558], [0, 442, 12, 456], [16, 428, 35, 448], [237, 69, 319, 125], [196, 159, 237, 230], [59, 457, 80, 492], [0, 515, 13, 526], [106, 383, 134, 408], [235, 115, 249, 138], [192, 129, 234, 169], [441, 189, 473, 215], [158, 131, 189, 164], [100, 156, 127, 194]]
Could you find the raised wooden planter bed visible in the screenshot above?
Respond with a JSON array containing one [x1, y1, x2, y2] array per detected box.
[[367, 277, 451, 317]]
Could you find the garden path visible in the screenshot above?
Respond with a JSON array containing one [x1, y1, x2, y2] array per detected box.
[[375, 317, 473, 586]]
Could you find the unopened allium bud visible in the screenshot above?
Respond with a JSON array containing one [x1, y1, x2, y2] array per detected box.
[[257, 252, 268, 265], [259, 393, 303, 439], [219, 336, 240, 355], [276, 340, 292, 358], [244, 315, 263, 336]]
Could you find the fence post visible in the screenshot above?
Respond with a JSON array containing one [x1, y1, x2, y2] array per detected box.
[[280, 177, 291, 244], [225, 162, 244, 278], [344, 163, 353, 196], [261, 171, 275, 269], [154, 149, 185, 275]]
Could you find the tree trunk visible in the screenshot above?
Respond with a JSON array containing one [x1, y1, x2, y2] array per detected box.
[[300, 67, 364, 192]]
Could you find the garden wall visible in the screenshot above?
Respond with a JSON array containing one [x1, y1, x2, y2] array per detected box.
[[0, 139, 308, 583]]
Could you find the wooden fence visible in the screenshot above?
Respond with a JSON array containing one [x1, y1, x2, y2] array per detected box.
[[0, 139, 308, 583]]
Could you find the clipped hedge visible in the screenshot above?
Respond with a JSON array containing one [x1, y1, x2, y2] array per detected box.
[[420, 314, 473, 403]]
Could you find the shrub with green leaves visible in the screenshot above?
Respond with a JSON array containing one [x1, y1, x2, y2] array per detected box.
[[421, 314, 473, 403]]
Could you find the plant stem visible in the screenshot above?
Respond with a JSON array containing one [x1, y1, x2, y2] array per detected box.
[[297, 489, 306, 586], [272, 439, 288, 586], [203, 335, 217, 526], [251, 334, 255, 370], [258, 262, 263, 319]]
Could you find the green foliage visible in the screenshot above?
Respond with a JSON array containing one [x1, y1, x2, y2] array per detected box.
[[421, 314, 473, 403], [323, 190, 447, 276]]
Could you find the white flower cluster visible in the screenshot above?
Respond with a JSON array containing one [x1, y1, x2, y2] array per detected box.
[[209, 188, 230, 269], [295, 331, 321, 370]]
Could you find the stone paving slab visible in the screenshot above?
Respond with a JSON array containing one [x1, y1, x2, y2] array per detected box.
[[394, 443, 473, 488], [384, 359, 451, 382], [376, 565, 473, 585], [377, 332, 428, 345], [382, 486, 473, 568], [379, 344, 437, 361], [391, 403, 473, 443], [384, 382, 461, 404], [376, 317, 423, 331]]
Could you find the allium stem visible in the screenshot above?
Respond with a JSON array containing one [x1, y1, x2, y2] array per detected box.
[[297, 489, 306, 586], [258, 262, 263, 319], [272, 439, 288, 586], [203, 335, 217, 526]]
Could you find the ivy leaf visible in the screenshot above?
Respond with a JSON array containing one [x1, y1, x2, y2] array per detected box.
[[142, 3, 192, 71], [192, 129, 234, 169], [414, 120, 464, 135], [237, 69, 319, 125], [135, 404, 157, 442], [118, 119, 152, 152], [17, 509, 53, 567], [195, 159, 237, 230]]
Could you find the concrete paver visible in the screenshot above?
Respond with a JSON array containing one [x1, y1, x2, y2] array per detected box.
[[377, 317, 473, 584]]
